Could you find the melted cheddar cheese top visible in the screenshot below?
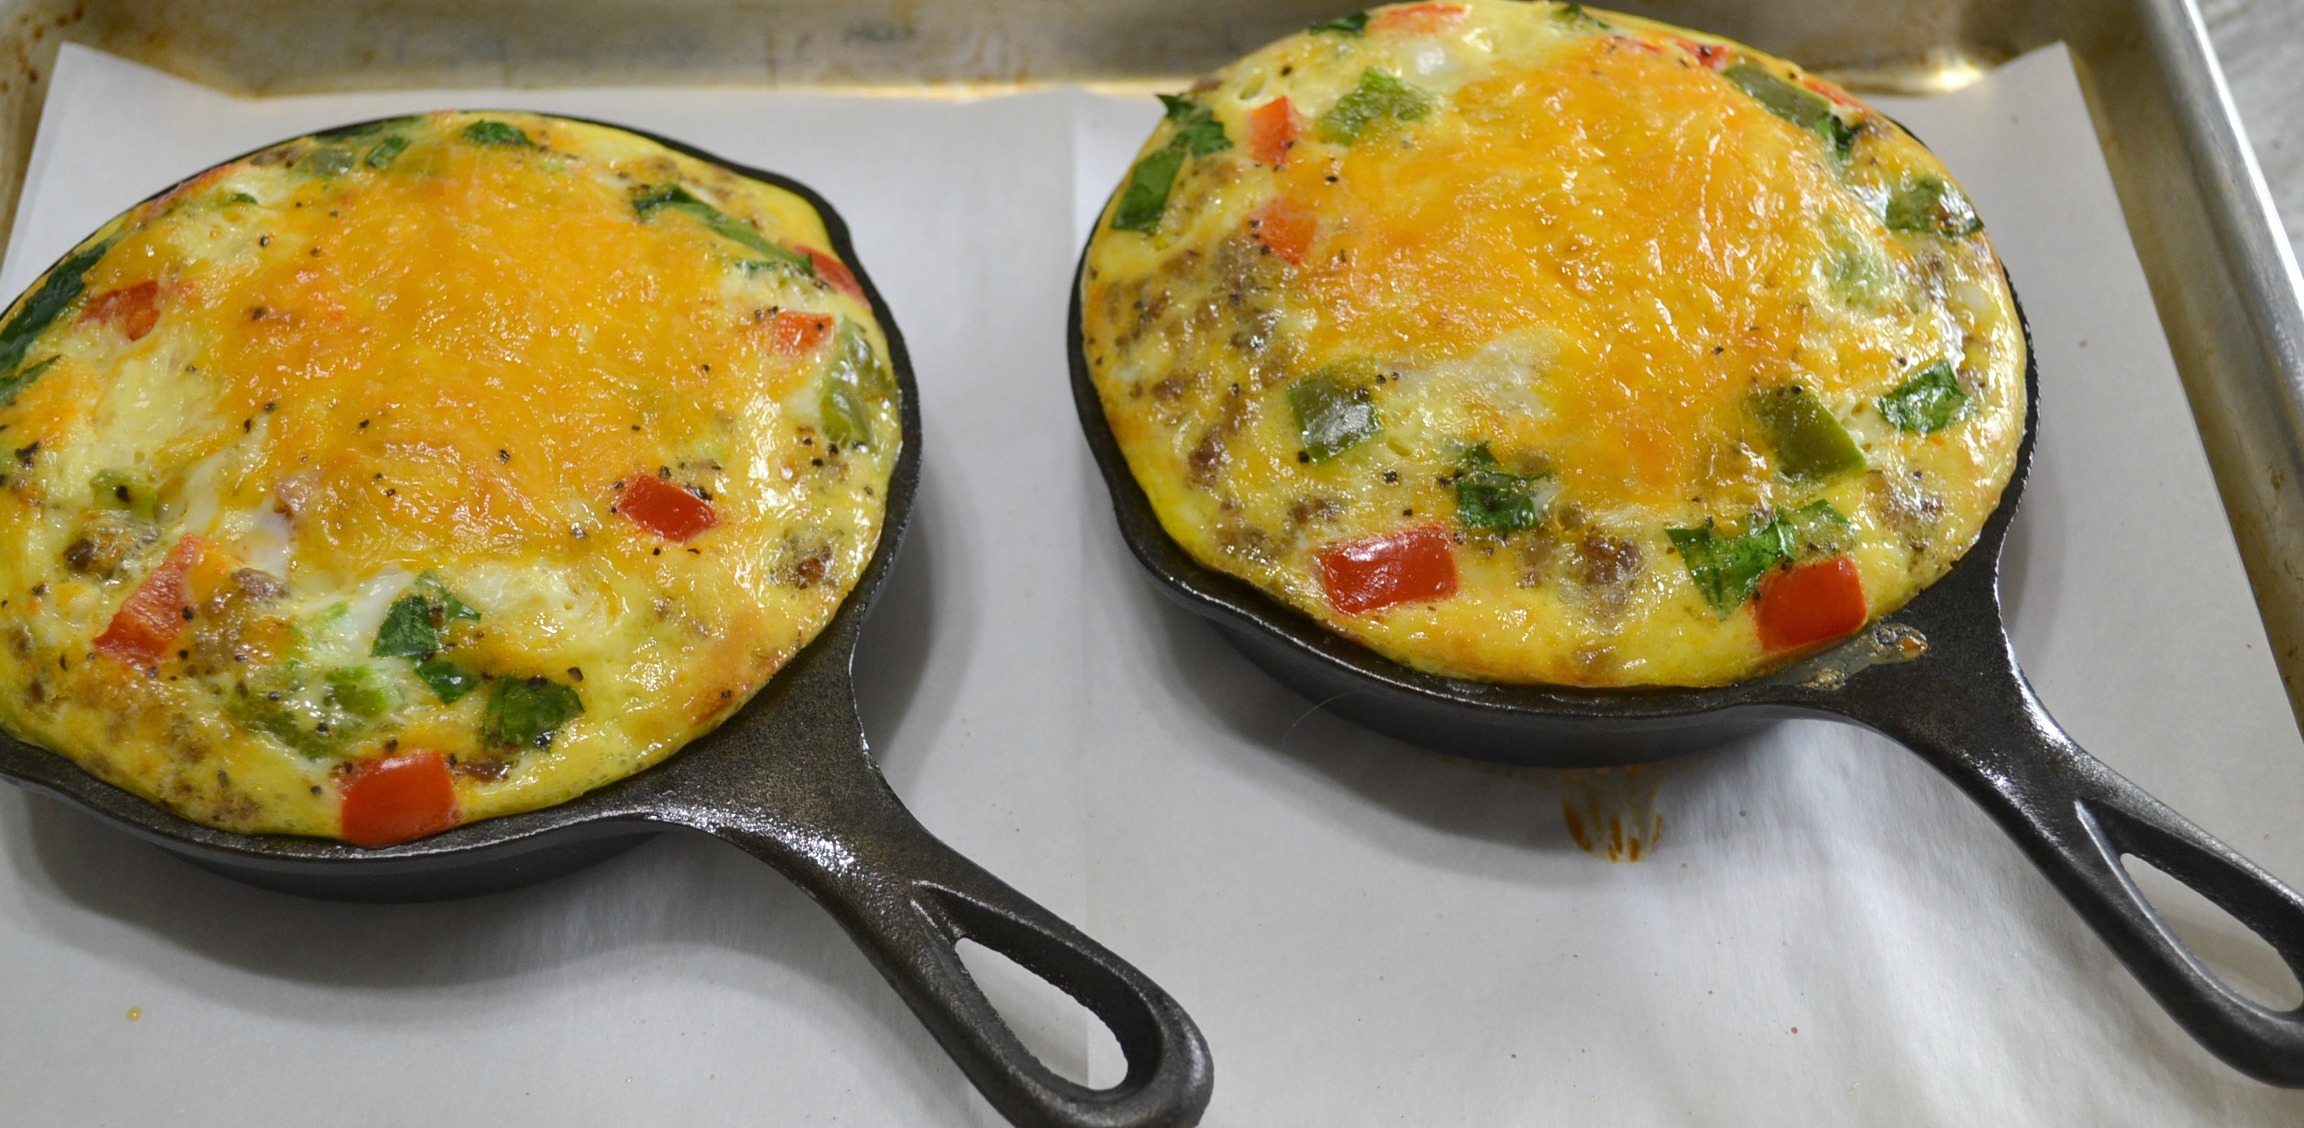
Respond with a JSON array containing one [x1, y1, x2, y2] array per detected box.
[[1081, 1, 2023, 687], [0, 112, 899, 841]]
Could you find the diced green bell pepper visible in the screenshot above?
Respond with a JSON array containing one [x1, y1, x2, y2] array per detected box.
[[819, 318, 888, 449], [300, 146, 358, 177], [325, 664, 400, 720], [1750, 384, 1865, 483], [1288, 369, 1381, 461], [1884, 177, 1982, 238], [90, 468, 158, 520]]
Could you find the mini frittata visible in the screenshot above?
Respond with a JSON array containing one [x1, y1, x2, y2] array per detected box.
[[0, 111, 900, 844], [1080, 1, 2024, 687]]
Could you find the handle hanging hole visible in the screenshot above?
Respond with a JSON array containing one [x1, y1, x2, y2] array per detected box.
[[954, 938, 1128, 1088], [2123, 854, 2304, 1009]]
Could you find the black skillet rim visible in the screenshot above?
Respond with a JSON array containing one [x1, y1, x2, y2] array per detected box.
[[0, 110, 925, 869], [1066, 223, 2040, 723]]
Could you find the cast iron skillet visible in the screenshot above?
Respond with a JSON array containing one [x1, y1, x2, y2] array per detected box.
[[0, 115, 1213, 1128], [1070, 245, 2304, 1084]]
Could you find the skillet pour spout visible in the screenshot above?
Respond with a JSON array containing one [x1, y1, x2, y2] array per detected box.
[[1070, 253, 2304, 1084]]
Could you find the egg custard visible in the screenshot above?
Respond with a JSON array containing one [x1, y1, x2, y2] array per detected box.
[[1080, 1, 2024, 687], [0, 111, 900, 844]]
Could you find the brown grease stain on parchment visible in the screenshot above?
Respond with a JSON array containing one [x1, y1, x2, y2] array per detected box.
[[1556, 765, 1667, 862]]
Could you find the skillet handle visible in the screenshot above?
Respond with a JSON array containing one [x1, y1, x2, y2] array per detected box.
[[1832, 637, 2304, 1085], [667, 637, 1212, 1127]]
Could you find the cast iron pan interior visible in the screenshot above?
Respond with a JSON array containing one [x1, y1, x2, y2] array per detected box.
[[1070, 233, 2304, 1085], [0, 115, 1213, 1128]]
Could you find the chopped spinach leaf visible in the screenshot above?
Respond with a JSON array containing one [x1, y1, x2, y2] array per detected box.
[[1111, 147, 1187, 233], [1723, 63, 1853, 157], [1154, 96, 1231, 156], [413, 657, 479, 704], [6, 356, 60, 394], [633, 182, 703, 219], [370, 573, 479, 659], [1109, 95, 1232, 233], [1318, 69, 1437, 144], [1456, 464, 1553, 533], [1289, 369, 1381, 461], [0, 238, 110, 397], [1884, 177, 1982, 238], [461, 120, 534, 147], [1669, 501, 1853, 614], [364, 134, 411, 169], [371, 598, 439, 659], [484, 675, 584, 751], [1309, 11, 1369, 34], [1172, 111, 1232, 157], [1750, 384, 1865, 482], [633, 183, 814, 274], [1669, 521, 1789, 615], [1877, 361, 1970, 433], [224, 192, 259, 205]]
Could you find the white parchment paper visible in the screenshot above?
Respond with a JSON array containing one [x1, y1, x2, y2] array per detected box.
[[2, 41, 2302, 1126]]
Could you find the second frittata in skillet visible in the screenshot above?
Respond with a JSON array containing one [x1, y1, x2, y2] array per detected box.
[[1081, 0, 2024, 687]]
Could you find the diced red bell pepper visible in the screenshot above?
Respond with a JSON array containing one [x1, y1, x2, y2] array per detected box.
[[1754, 555, 1867, 653], [1370, 2, 1467, 34], [619, 472, 719, 543], [766, 309, 835, 355], [1248, 96, 1300, 169], [802, 247, 867, 304], [1318, 524, 1459, 615], [94, 534, 208, 668], [339, 749, 459, 848], [81, 280, 161, 342], [1251, 197, 1316, 267], [1674, 37, 1732, 70]]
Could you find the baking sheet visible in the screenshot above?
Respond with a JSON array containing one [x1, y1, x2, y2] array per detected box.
[[2, 39, 2303, 1125]]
